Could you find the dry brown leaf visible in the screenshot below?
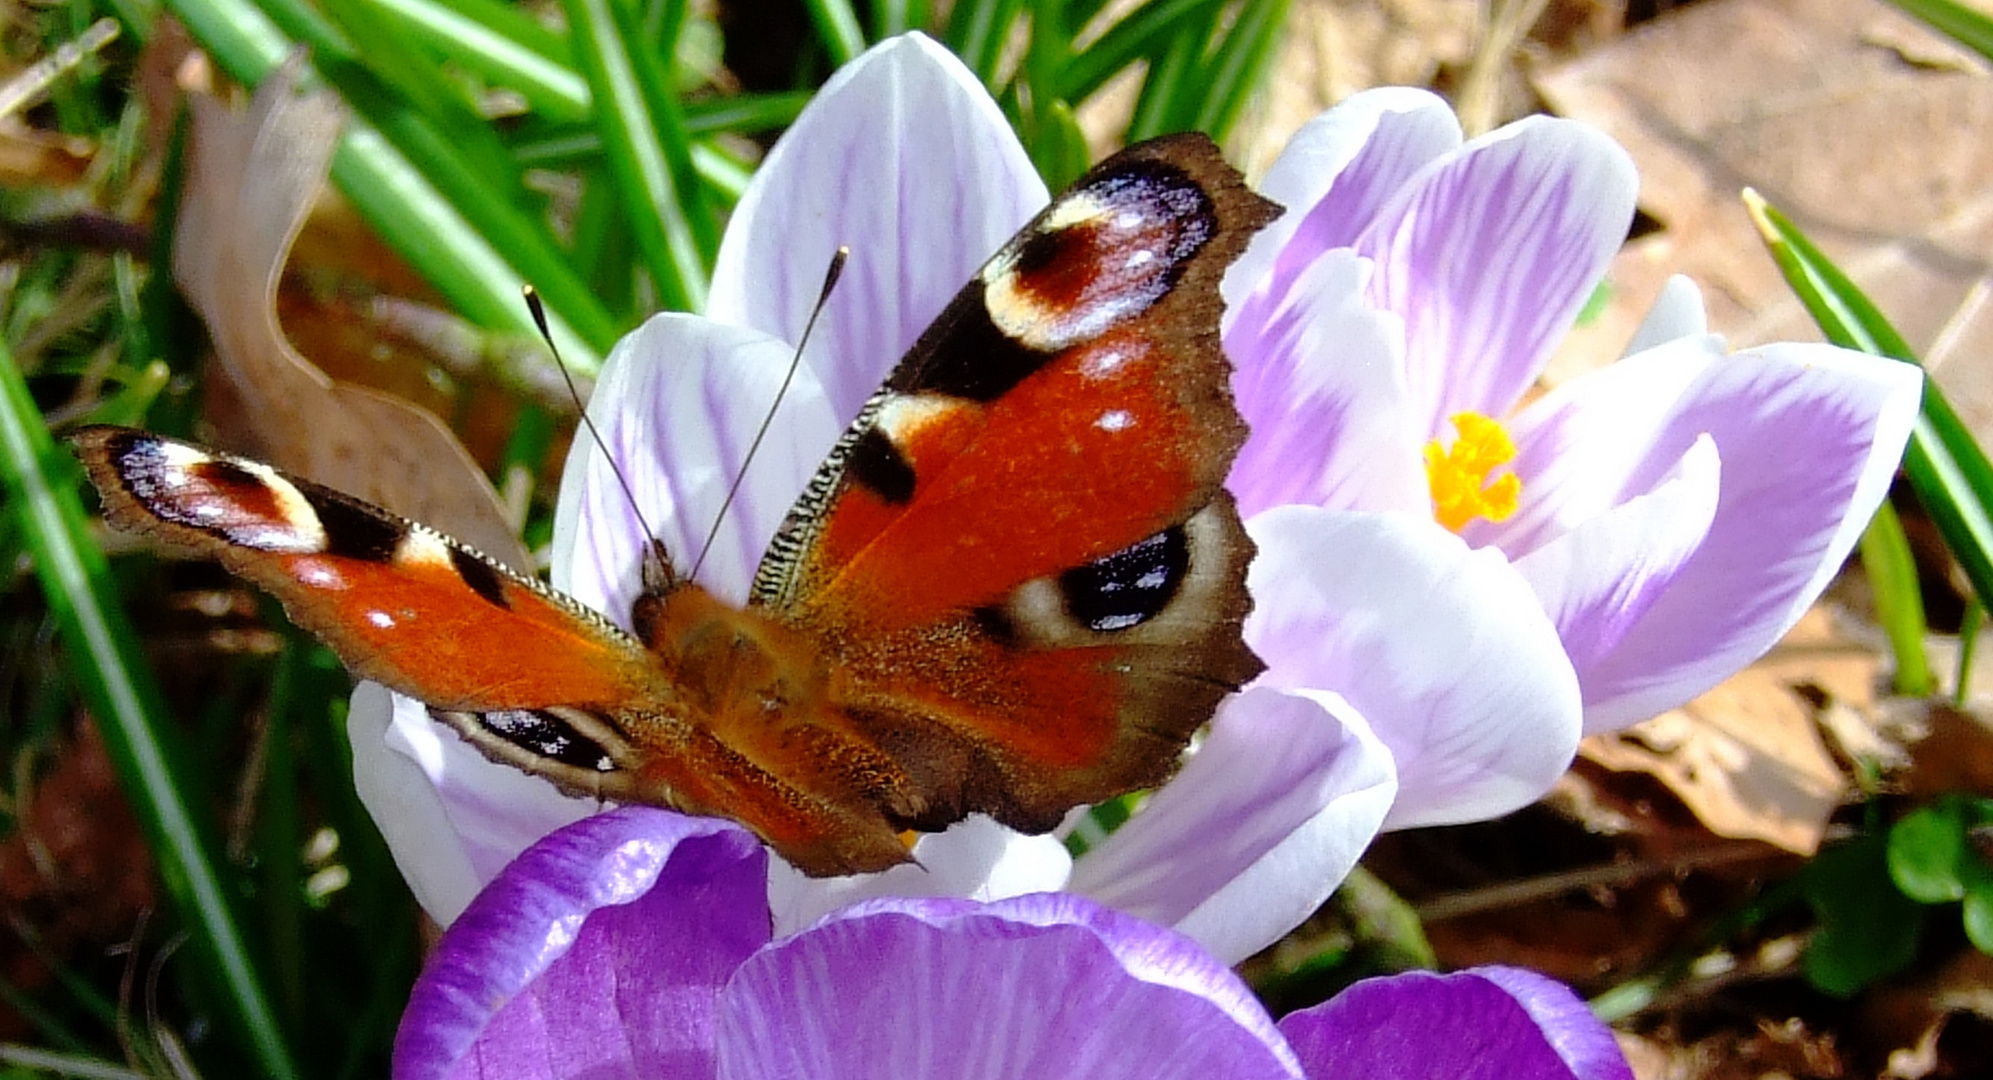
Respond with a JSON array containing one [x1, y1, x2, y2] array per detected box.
[[176, 56, 528, 570], [1579, 608, 1865, 854], [1533, 0, 1993, 449]]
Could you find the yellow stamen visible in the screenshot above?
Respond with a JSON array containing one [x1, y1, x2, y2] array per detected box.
[[1425, 412, 1522, 532]]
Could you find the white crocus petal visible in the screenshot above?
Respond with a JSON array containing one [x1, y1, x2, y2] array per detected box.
[[1479, 334, 1721, 561], [1224, 87, 1463, 310], [766, 817, 1072, 937], [708, 33, 1045, 420], [1225, 249, 1425, 517], [1069, 686, 1396, 965], [1553, 343, 1922, 728], [1622, 275, 1709, 357], [1356, 118, 1638, 436], [1246, 507, 1582, 829], [1512, 435, 1723, 709], [348, 683, 594, 925], [551, 314, 843, 616]]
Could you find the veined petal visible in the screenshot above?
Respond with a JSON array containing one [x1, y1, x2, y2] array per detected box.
[[1622, 275, 1708, 357], [765, 815, 1072, 937], [1225, 87, 1462, 311], [1226, 249, 1426, 516], [394, 808, 770, 1080], [350, 684, 596, 926], [551, 313, 842, 615], [715, 894, 1302, 1080], [1246, 507, 1582, 829], [707, 33, 1045, 420], [1511, 435, 1722, 720], [1356, 118, 1636, 437], [1280, 967, 1631, 1080], [1530, 342, 1921, 729], [1068, 686, 1395, 965]]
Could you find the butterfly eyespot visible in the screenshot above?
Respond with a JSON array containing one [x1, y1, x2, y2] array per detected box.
[[1059, 527, 1188, 632], [474, 708, 617, 772]]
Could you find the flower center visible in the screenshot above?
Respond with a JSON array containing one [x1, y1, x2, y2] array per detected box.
[[1425, 412, 1521, 532]]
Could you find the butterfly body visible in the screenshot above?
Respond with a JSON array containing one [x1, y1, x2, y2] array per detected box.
[[74, 133, 1278, 877]]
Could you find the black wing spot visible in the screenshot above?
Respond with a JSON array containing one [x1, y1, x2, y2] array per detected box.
[[449, 545, 512, 610], [846, 427, 918, 505], [314, 493, 405, 562], [1059, 527, 1188, 632], [476, 709, 616, 772]]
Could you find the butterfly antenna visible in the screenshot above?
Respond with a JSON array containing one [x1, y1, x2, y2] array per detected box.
[[688, 247, 848, 582], [524, 287, 671, 590]]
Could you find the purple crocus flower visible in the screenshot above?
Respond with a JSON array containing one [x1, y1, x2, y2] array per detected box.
[[393, 806, 1632, 1080]]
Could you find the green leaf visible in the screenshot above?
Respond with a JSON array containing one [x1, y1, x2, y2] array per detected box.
[[1802, 831, 1926, 996], [1745, 190, 1993, 614], [1889, 0, 1993, 62], [0, 349, 300, 1080], [1194, 0, 1287, 143], [1861, 499, 1935, 695], [1889, 798, 1968, 902], [801, 0, 866, 66]]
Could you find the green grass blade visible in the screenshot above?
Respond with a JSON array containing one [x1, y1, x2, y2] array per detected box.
[[1745, 190, 1993, 613], [1958, 599, 1984, 705], [801, 0, 866, 65], [157, 0, 615, 364], [0, 351, 300, 1080], [564, 0, 713, 312], [359, 0, 590, 121], [951, 0, 1024, 86], [1889, 0, 1993, 62], [1060, 0, 1223, 107], [1859, 499, 1935, 695], [1124, 25, 1197, 142], [1193, 0, 1287, 142]]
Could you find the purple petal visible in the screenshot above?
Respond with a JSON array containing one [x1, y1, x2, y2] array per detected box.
[[1225, 248, 1427, 517], [551, 314, 843, 614], [1280, 967, 1631, 1080], [1245, 507, 1582, 828], [395, 808, 771, 1080], [1068, 686, 1395, 964], [715, 894, 1302, 1080], [1356, 118, 1637, 438], [766, 815, 1072, 937], [1507, 341, 1920, 730], [707, 33, 1045, 420], [349, 683, 596, 925], [1226, 88, 1462, 311], [1510, 436, 1721, 729]]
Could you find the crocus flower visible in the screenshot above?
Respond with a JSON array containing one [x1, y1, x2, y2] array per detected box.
[[1222, 86, 1923, 752], [394, 806, 1632, 1080]]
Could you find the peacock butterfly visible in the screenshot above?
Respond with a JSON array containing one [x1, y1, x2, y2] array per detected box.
[[72, 133, 1278, 877]]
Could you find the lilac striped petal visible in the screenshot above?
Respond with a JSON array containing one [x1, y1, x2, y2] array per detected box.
[[394, 808, 771, 1080], [1224, 87, 1461, 311], [1068, 686, 1395, 964], [551, 314, 843, 615], [715, 894, 1303, 1080], [1621, 275, 1708, 358], [1356, 118, 1636, 439], [1511, 436, 1721, 732], [1245, 507, 1582, 829], [1280, 967, 1631, 1080], [707, 33, 1045, 420], [766, 815, 1072, 937], [1225, 248, 1426, 517], [351, 685, 599, 926], [1504, 341, 1920, 730]]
